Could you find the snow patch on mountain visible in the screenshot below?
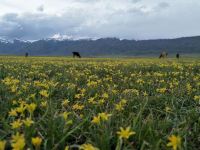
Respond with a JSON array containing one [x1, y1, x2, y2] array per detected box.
[[49, 33, 98, 41]]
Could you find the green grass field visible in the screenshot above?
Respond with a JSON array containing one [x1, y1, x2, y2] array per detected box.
[[0, 56, 200, 150]]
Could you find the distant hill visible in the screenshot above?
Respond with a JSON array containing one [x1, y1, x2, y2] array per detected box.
[[0, 36, 200, 56]]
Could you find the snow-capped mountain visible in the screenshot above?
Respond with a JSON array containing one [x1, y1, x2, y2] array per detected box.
[[0, 34, 97, 44], [48, 33, 98, 41], [0, 38, 13, 44], [0, 35, 200, 56]]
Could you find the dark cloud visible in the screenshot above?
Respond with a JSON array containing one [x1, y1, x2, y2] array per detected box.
[[0, 12, 87, 40], [0, 0, 200, 40]]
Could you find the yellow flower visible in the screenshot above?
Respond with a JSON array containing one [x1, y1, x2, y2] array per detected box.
[[16, 104, 26, 115], [98, 99, 105, 105], [66, 120, 73, 125], [91, 116, 101, 124], [91, 113, 111, 124], [0, 140, 6, 150], [167, 135, 181, 150], [65, 146, 69, 150], [40, 101, 47, 108], [39, 90, 49, 98], [23, 118, 34, 127], [72, 103, 84, 110], [79, 114, 84, 118], [11, 85, 17, 93], [186, 83, 192, 93], [194, 95, 200, 101], [87, 81, 98, 87], [88, 97, 96, 104], [98, 113, 112, 121], [10, 119, 22, 129], [121, 99, 127, 104], [32, 137, 42, 149], [75, 94, 82, 99], [115, 103, 124, 111], [80, 143, 99, 150], [12, 100, 17, 105], [143, 91, 148, 97], [11, 132, 25, 150], [115, 100, 127, 111], [9, 109, 18, 117], [102, 93, 109, 99], [80, 88, 86, 94], [156, 88, 167, 94], [62, 112, 71, 120], [117, 127, 136, 139], [29, 94, 36, 99], [62, 99, 70, 107], [26, 103, 37, 115], [165, 106, 172, 113]]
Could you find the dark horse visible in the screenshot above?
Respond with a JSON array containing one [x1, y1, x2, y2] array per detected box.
[[72, 52, 81, 58], [25, 52, 29, 57], [176, 53, 180, 59]]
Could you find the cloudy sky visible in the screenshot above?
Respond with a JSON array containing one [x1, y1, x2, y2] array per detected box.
[[0, 0, 200, 40]]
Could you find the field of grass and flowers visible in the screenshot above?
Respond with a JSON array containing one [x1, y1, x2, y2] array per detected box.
[[0, 56, 200, 150]]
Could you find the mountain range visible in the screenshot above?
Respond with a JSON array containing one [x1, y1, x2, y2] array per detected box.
[[0, 36, 200, 56]]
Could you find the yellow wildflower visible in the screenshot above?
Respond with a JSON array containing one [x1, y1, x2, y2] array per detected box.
[[32, 137, 42, 149], [91, 116, 100, 124], [156, 88, 167, 94], [121, 99, 127, 104], [117, 127, 136, 139], [0, 140, 6, 150], [11, 132, 25, 150], [98, 99, 105, 105], [62, 112, 71, 120], [40, 101, 47, 108], [26, 103, 37, 115], [12, 100, 17, 105], [186, 83, 192, 93], [143, 91, 148, 97], [29, 94, 36, 99], [102, 93, 109, 99], [65, 146, 69, 150], [11, 85, 17, 93], [88, 97, 96, 104], [10, 119, 22, 129], [194, 95, 200, 101], [165, 107, 172, 113], [39, 90, 49, 98], [75, 94, 82, 99], [115, 103, 124, 111], [23, 118, 34, 127], [115, 100, 127, 111], [66, 120, 73, 125], [80, 88, 86, 94], [9, 109, 18, 117], [98, 113, 112, 121], [16, 104, 26, 115], [72, 103, 84, 110], [62, 99, 70, 107], [80, 143, 99, 150], [167, 135, 181, 150]]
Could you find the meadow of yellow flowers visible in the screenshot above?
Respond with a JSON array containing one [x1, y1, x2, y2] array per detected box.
[[0, 56, 199, 150]]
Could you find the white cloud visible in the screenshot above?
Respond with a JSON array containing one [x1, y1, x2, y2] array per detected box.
[[0, 0, 200, 40]]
